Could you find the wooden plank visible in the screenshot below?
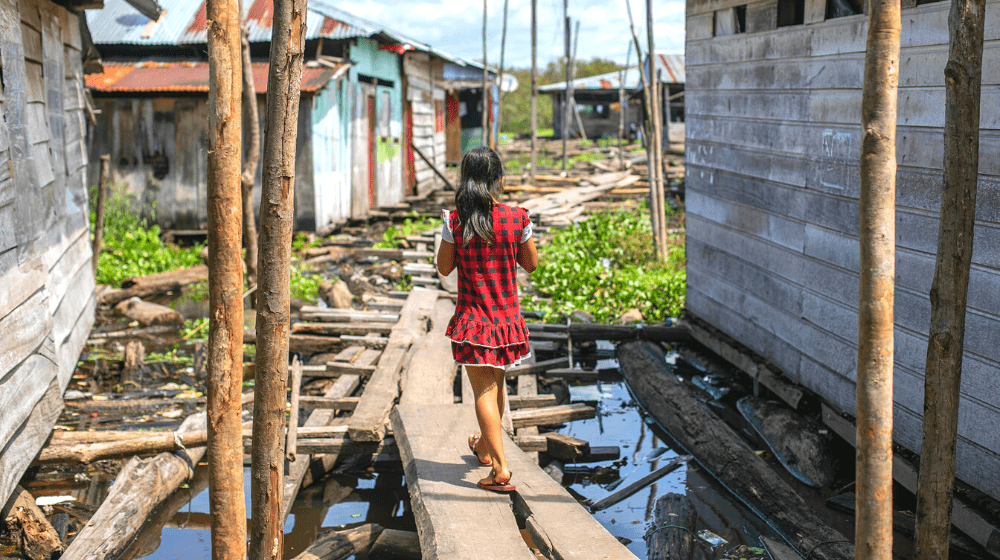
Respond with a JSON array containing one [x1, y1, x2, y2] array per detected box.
[[505, 357, 569, 378], [0, 379, 63, 509], [510, 404, 596, 429], [399, 298, 457, 407], [588, 455, 691, 512], [56, 291, 94, 389], [298, 396, 359, 411], [0, 337, 57, 454], [280, 373, 361, 523], [299, 307, 399, 323], [349, 288, 437, 442], [322, 362, 377, 377], [509, 395, 557, 410], [0, 254, 46, 320], [390, 404, 538, 560], [292, 322, 393, 336], [0, 290, 52, 380]]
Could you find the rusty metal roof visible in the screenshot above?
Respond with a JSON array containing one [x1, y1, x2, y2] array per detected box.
[[653, 53, 685, 84], [538, 52, 685, 94], [85, 60, 348, 94]]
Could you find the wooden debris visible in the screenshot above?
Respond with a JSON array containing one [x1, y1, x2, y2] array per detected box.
[[297, 396, 359, 410], [511, 403, 596, 429], [567, 322, 690, 342], [242, 329, 341, 354], [646, 493, 698, 560], [544, 433, 590, 461], [299, 307, 398, 324], [290, 523, 385, 560], [589, 455, 691, 512], [317, 279, 354, 308], [292, 323, 392, 336], [737, 396, 835, 488], [322, 363, 377, 377], [1, 485, 63, 560], [37, 430, 209, 465], [369, 529, 421, 560], [63, 397, 205, 414], [506, 357, 569, 378], [121, 341, 144, 385], [509, 394, 557, 410], [286, 357, 303, 462], [539, 368, 599, 382], [339, 334, 389, 348], [617, 340, 852, 560], [349, 288, 437, 442], [114, 297, 185, 327], [100, 265, 208, 306]]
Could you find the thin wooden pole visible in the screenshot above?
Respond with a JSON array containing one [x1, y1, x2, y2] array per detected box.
[[497, 0, 509, 135], [914, 0, 986, 556], [646, 0, 667, 260], [91, 154, 110, 275], [249, 0, 306, 557], [561, 0, 569, 170], [570, 19, 586, 141], [530, 0, 537, 178], [625, 0, 662, 257], [240, 14, 260, 289], [482, 0, 488, 147], [856, 0, 900, 556], [618, 43, 632, 171], [206, 0, 246, 558]]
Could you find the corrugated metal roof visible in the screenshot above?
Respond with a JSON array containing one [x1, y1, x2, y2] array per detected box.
[[85, 60, 347, 93], [539, 52, 685, 93], [654, 52, 685, 84], [86, 0, 487, 71]]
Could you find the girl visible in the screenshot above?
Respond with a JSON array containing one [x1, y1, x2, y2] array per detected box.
[[436, 146, 538, 493]]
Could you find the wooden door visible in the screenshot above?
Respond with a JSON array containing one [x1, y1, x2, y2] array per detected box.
[[367, 95, 376, 208]]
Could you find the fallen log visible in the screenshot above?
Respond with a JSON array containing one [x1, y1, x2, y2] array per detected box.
[[114, 297, 185, 327], [567, 323, 690, 342], [36, 430, 209, 465], [59, 413, 207, 560], [291, 523, 384, 560], [100, 265, 208, 306], [1, 485, 63, 560], [511, 403, 596, 429], [616, 340, 853, 560], [646, 493, 699, 560], [63, 397, 205, 414], [369, 529, 421, 560], [589, 455, 691, 512]]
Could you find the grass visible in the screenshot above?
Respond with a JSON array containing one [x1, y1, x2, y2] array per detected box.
[[522, 204, 685, 323], [90, 184, 204, 287]]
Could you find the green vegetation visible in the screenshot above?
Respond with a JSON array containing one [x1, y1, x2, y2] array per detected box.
[[373, 216, 443, 249], [522, 205, 685, 323], [290, 264, 321, 301], [145, 348, 194, 367], [90, 184, 204, 287], [292, 232, 323, 252]]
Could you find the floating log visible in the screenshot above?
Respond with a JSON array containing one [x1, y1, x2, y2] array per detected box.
[[544, 433, 590, 461], [114, 297, 185, 327], [616, 340, 853, 560], [589, 455, 691, 512], [567, 323, 690, 342], [369, 529, 421, 560], [63, 397, 205, 414], [509, 394, 557, 410], [1, 485, 64, 560], [646, 493, 698, 560], [511, 403, 596, 429], [737, 396, 836, 488], [349, 289, 438, 442], [100, 265, 209, 306], [37, 430, 208, 465], [60, 413, 206, 560], [290, 523, 384, 560]]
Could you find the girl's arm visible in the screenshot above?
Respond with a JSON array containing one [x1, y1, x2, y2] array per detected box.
[[437, 239, 457, 276], [517, 238, 538, 273]]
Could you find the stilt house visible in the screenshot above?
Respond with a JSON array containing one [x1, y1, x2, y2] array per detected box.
[[85, 0, 489, 231], [684, 0, 1000, 520], [0, 0, 96, 507]]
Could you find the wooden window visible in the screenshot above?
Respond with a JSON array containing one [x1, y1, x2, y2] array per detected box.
[[777, 0, 805, 26], [434, 99, 445, 133], [714, 5, 747, 36]]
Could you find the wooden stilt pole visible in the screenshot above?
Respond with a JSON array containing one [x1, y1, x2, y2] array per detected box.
[[914, 0, 985, 556], [206, 0, 245, 557], [530, 0, 538, 178], [482, 0, 489, 147], [240, 11, 260, 289], [561, 0, 569, 170], [569, 20, 586, 141], [646, 0, 667, 260], [497, 0, 509, 136], [249, 0, 306, 558], [856, 0, 900, 557], [91, 154, 110, 275], [618, 43, 632, 171]]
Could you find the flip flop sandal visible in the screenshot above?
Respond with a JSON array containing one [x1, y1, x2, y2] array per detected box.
[[468, 434, 492, 467], [478, 470, 516, 493]]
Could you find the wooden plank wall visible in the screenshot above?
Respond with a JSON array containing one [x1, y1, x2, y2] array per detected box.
[[88, 96, 321, 231], [685, 0, 1000, 502], [0, 0, 94, 506], [404, 53, 446, 195]]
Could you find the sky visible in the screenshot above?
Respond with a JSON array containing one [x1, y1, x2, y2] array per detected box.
[[336, 0, 686, 69]]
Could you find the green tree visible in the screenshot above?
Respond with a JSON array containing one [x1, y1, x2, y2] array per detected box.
[[501, 57, 625, 136]]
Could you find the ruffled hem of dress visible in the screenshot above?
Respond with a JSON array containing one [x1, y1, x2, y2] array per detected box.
[[452, 341, 530, 368], [445, 317, 529, 348]]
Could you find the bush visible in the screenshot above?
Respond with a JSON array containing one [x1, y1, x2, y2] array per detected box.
[[522, 206, 685, 323]]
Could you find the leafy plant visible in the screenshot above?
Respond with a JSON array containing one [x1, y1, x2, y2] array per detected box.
[[373, 217, 442, 249], [522, 205, 685, 323], [292, 232, 322, 252], [290, 264, 321, 302], [145, 348, 194, 367]]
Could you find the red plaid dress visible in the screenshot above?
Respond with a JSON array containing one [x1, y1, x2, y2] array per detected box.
[[445, 204, 531, 367]]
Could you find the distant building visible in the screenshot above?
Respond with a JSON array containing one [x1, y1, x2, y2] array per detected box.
[[540, 52, 684, 143], [0, 0, 97, 508], [85, 0, 493, 231], [684, 0, 1000, 515]]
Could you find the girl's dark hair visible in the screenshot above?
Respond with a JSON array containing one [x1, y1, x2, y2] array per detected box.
[[455, 146, 505, 245]]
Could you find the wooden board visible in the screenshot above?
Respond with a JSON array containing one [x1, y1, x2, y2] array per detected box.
[[398, 298, 456, 407], [0, 379, 63, 507]]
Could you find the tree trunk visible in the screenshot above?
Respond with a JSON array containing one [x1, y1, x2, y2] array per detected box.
[[530, 0, 537, 178], [914, 0, 986, 557], [856, 0, 900, 557], [482, 0, 489, 147], [646, 0, 667, 261], [250, 0, 306, 558], [91, 154, 110, 276], [206, 0, 246, 558], [241, 20, 260, 289]]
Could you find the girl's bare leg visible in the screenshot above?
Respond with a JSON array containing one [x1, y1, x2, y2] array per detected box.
[[466, 365, 511, 484]]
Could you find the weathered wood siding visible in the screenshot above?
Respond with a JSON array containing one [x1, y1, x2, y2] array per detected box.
[[88, 96, 320, 231], [685, 0, 1000, 501], [0, 0, 94, 506], [311, 80, 351, 227], [404, 52, 446, 195]]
